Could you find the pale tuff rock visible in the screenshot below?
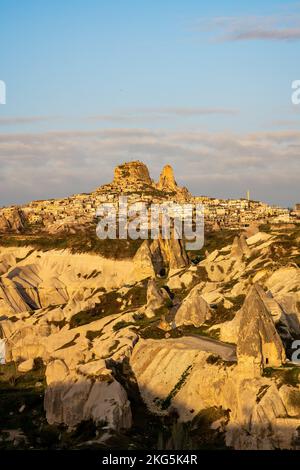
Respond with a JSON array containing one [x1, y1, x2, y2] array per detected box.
[[201, 289, 223, 305], [17, 358, 34, 372], [76, 359, 109, 378], [92, 325, 138, 363], [134, 236, 189, 276], [167, 269, 199, 291], [278, 385, 300, 417], [231, 279, 248, 296], [149, 239, 165, 274], [174, 285, 211, 328], [38, 278, 69, 309], [11, 343, 48, 363], [205, 250, 219, 263], [201, 244, 246, 283], [0, 278, 30, 314], [0, 247, 151, 317], [44, 359, 132, 430], [83, 379, 132, 430], [3, 304, 138, 370], [215, 309, 243, 344], [0, 208, 25, 233], [51, 336, 92, 370], [0, 215, 10, 232], [277, 295, 300, 336], [113, 161, 153, 188], [0, 219, 299, 449], [157, 165, 178, 192], [145, 279, 172, 318], [156, 164, 191, 200], [237, 284, 286, 373], [246, 232, 273, 246], [154, 235, 189, 270], [132, 240, 156, 278], [43, 307, 65, 323], [130, 338, 300, 449], [225, 381, 300, 450], [218, 285, 291, 345], [130, 337, 237, 416], [264, 267, 300, 335], [46, 359, 69, 385], [230, 234, 251, 259], [252, 269, 269, 283], [265, 266, 300, 296]]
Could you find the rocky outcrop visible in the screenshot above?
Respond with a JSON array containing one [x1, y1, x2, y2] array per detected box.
[[133, 240, 156, 278], [156, 165, 191, 201], [134, 236, 189, 275], [0, 215, 10, 232], [157, 165, 178, 192], [231, 234, 251, 259], [152, 236, 189, 271], [145, 279, 172, 318], [113, 161, 153, 189], [237, 284, 286, 374], [44, 359, 132, 430], [17, 358, 35, 372], [0, 208, 25, 233], [130, 338, 300, 450], [174, 285, 211, 327]]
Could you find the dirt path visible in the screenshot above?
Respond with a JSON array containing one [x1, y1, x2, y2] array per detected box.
[[185, 334, 237, 362]]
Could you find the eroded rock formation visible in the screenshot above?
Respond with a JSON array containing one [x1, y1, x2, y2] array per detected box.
[[237, 284, 286, 374], [174, 285, 211, 328]]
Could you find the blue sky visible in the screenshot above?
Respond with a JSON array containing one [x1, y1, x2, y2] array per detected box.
[[0, 0, 299, 206]]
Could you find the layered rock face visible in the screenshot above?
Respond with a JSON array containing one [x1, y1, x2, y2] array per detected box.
[[0, 246, 147, 319]]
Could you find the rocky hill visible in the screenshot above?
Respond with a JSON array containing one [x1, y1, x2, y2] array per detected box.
[[0, 161, 292, 236]]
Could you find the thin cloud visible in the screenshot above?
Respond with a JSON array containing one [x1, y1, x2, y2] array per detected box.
[[193, 13, 300, 42], [0, 116, 60, 126], [226, 28, 300, 42], [88, 107, 238, 122]]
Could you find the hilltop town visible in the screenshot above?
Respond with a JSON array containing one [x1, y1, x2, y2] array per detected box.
[[0, 161, 297, 235]]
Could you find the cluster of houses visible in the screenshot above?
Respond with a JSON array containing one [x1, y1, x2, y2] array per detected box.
[[0, 187, 295, 235], [194, 196, 293, 230], [0, 161, 298, 234]]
